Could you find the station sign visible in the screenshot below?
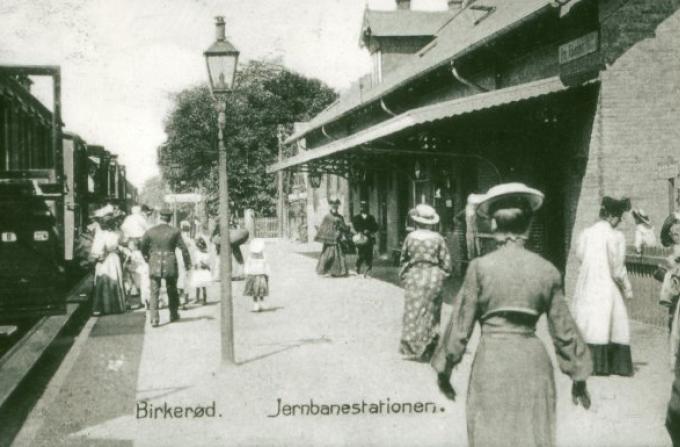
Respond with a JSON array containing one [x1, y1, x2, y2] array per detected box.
[[165, 193, 203, 204]]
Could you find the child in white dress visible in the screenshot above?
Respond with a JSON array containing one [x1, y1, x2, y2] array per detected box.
[[244, 239, 270, 312], [192, 237, 212, 304]]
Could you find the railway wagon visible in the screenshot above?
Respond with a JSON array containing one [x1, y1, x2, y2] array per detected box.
[[0, 73, 66, 320], [0, 71, 135, 321]]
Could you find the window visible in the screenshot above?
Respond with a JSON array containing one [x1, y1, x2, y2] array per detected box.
[[371, 51, 382, 84]]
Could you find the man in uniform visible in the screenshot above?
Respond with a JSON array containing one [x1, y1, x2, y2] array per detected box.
[[141, 207, 191, 326], [351, 201, 379, 277]]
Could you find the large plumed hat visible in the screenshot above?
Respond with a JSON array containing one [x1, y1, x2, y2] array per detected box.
[[409, 204, 440, 226], [476, 183, 544, 218], [93, 204, 114, 219]]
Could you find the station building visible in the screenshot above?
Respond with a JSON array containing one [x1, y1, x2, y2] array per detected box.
[[269, 0, 680, 294]]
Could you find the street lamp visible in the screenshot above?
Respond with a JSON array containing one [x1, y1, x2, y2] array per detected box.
[[205, 16, 240, 364]]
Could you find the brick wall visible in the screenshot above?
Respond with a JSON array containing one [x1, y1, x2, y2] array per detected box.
[[564, 2, 680, 299]]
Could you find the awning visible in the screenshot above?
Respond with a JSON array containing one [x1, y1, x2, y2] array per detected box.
[[268, 76, 583, 173]]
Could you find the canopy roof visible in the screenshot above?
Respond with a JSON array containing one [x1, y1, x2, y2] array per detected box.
[[269, 76, 579, 174]]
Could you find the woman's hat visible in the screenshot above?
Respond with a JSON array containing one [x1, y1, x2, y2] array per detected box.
[[632, 208, 651, 225], [93, 204, 114, 219], [477, 183, 544, 218], [249, 238, 265, 254], [601, 196, 631, 218], [409, 204, 440, 226], [328, 197, 341, 206]]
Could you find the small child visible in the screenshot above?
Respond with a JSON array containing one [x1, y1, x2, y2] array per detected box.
[[191, 237, 212, 304], [244, 238, 270, 312]]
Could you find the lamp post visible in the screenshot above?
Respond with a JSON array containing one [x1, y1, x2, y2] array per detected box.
[[204, 16, 240, 364]]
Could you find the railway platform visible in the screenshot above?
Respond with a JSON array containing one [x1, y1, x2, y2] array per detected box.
[[3, 240, 676, 447]]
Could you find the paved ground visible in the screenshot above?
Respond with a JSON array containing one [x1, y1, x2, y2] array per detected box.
[[9, 240, 675, 447]]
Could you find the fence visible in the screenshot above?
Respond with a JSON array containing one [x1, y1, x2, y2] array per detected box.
[[625, 245, 672, 327], [253, 216, 279, 239]]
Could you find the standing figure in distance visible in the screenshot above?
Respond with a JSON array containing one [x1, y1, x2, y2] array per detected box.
[[351, 200, 379, 277], [315, 198, 350, 277], [632, 208, 657, 254], [432, 183, 592, 447], [244, 238, 271, 312], [191, 237, 212, 305], [571, 196, 634, 376], [141, 208, 191, 327]]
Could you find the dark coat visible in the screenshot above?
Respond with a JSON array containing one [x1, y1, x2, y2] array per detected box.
[[141, 223, 191, 278], [351, 213, 379, 243], [315, 212, 348, 245]]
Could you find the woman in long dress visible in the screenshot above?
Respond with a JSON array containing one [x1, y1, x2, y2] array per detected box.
[[399, 204, 451, 361], [571, 196, 634, 376], [432, 183, 592, 447], [315, 198, 349, 277], [91, 213, 127, 315]]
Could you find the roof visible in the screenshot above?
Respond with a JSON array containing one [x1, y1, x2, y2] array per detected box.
[[269, 76, 582, 173], [287, 0, 558, 145], [361, 9, 454, 42]]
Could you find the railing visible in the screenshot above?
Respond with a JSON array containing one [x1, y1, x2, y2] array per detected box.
[[625, 245, 672, 327], [253, 216, 279, 239]]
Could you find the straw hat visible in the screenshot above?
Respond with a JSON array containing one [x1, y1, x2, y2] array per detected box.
[[249, 238, 265, 254], [477, 183, 544, 218], [632, 208, 651, 225], [410, 204, 440, 226]]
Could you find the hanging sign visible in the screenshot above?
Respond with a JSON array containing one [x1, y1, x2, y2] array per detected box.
[[559, 31, 599, 64]]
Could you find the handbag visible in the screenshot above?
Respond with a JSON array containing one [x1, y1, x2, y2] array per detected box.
[[352, 233, 369, 246]]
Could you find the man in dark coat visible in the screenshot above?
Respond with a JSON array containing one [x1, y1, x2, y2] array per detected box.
[[351, 201, 379, 277], [141, 208, 191, 326]]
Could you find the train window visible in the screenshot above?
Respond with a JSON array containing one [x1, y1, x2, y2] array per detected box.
[[1, 232, 17, 242], [33, 231, 49, 241]]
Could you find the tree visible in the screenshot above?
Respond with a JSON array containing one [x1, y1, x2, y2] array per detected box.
[[158, 60, 337, 217]]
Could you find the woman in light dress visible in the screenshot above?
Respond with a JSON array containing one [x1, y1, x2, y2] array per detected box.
[[91, 209, 127, 315], [571, 196, 634, 376]]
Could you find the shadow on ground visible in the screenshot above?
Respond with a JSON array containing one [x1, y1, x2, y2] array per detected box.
[[298, 251, 463, 305]]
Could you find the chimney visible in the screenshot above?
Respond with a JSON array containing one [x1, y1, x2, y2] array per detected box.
[[447, 0, 463, 10], [396, 0, 411, 10]]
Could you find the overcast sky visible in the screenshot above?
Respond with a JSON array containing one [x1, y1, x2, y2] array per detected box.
[[0, 0, 446, 186]]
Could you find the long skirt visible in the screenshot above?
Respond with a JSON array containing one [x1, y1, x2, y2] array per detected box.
[[93, 253, 127, 315], [316, 243, 348, 277], [244, 274, 269, 297], [399, 265, 446, 359], [467, 332, 555, 447]]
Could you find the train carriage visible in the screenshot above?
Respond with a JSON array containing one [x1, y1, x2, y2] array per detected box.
[[0, 70, 136, 321]]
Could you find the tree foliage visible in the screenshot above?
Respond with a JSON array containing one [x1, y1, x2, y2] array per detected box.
[[158, 61, 337, 217]]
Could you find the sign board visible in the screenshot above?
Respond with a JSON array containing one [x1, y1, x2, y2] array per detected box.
[[164, 193, 202, 204], [559, 31, 599, 65]]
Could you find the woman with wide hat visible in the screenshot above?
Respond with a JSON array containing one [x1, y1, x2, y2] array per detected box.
[[398, 203, 452, 361], [90, 205, 128, 315], [431, 183, 592, 447], [315, 197, 350, 277], [571, 195, 634, 376]]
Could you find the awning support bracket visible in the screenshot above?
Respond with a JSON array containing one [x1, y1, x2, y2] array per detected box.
[[450, 61, 488, 93], [380, 98, 397, 117]]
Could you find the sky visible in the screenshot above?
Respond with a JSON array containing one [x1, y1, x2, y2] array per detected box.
[[0, 0, 446, 187]]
